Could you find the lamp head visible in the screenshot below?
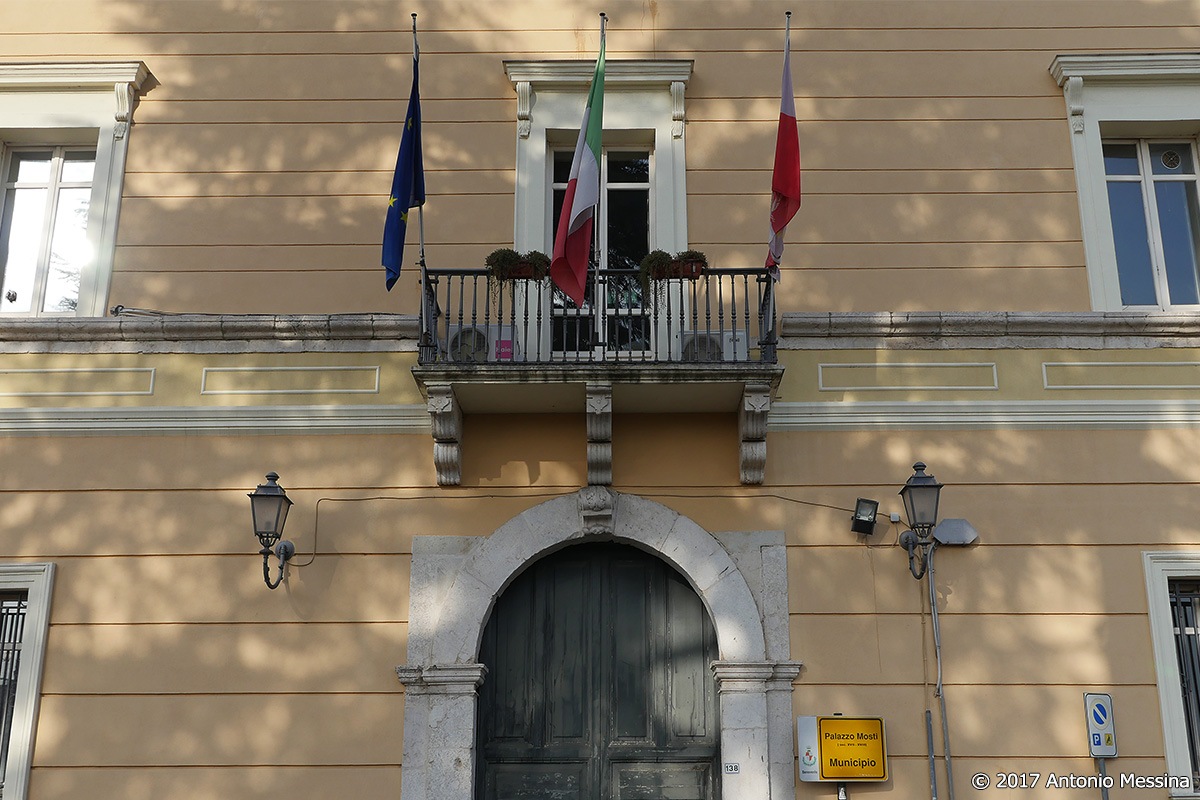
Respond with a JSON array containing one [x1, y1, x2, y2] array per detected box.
[[249, 471, 292, 551], [899, 461, 942, 536]]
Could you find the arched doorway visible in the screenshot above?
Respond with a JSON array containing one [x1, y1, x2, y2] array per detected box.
[[476, 542, 720, 800]]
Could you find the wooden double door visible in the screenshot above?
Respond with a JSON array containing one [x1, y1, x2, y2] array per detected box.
[[477, 543, 720, 800]]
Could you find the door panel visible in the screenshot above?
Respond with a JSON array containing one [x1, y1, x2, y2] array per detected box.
[[488, 762, 586, 800], [478, 543, 718, 800], [613, 764, 710, 800], [612, 561, 651, 741], [548, 559, 590, 744]]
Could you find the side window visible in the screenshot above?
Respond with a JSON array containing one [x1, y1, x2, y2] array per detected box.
[[0, 564, 54, 800], [1052, 54, 1200, 311], [1, 592, 29, 790], [1169, 580, 1200, 786], [1103, 140, 1200, 308], [0, 62, 151, 317], [0, 148, 98, 315]]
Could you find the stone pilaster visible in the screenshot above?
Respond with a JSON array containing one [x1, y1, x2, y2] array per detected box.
[[713, 661, 801, 800], [396, 663, 487, 800]]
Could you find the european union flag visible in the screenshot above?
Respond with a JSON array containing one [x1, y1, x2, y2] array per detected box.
[[382, 52, 425, 291]]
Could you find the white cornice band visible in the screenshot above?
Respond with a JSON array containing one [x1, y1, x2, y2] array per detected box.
[[6, 399, 1199, 437]]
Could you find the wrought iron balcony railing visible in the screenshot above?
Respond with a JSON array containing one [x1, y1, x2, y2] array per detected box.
[[417, 267, 777, 366]]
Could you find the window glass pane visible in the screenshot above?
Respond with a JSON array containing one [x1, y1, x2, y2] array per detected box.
[[1106, 181, 1158, 305], [1154, 181, 1200, 306], [607, 314, 652, 352], [1103, 143, 1141, 176], [604, 271, 644, 310], [1151, 143, 1195, 176], [551, 312, 594, 351], [42, 187, 92, 313], [0, 187, 49, 313], [608, 151, 649, 184], [606, 189, 649, 272], [60, 152, 96, 184], [553, 150, 573, 184], [7, 152, 54, 185]]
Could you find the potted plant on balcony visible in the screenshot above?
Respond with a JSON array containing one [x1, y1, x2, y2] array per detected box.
[[671, 249, 708, 279], [485, 247, 551, 281], [639, 248, 708, 296]]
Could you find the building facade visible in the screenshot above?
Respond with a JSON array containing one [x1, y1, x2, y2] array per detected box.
[[3, 1, 1200, 799]]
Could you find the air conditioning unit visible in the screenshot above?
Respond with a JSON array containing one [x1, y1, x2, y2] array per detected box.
[[444, 324, 521, 363], [679, 330, 749, 362]]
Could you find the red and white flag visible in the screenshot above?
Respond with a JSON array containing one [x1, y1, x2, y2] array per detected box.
[[766, 17, 801, 282], [551, 17, 606, 307]]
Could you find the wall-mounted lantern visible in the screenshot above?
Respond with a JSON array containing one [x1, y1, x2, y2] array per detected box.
[[249, 472, 295, 590]]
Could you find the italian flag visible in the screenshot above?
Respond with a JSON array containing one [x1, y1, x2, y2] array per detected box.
[[766, 23, 801, 282], [551, 23, 606, 308]]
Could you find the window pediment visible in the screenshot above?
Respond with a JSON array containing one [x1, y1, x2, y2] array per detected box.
[[504, 58, 692, 88], [1051, 52, 1200, 85]]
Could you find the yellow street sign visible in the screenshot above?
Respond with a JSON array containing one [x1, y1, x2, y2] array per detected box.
[[816, 716, 888, 782]]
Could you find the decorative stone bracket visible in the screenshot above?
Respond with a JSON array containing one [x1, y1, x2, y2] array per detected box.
[[426, 383, 462, 486], [586, 382, 613, 485], [578, 484, 616, 534], [1064, 75, 1083, 134], [740, 383, 772, 485]]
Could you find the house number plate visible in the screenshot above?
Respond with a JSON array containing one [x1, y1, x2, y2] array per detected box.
[[723, 764, 740, 774]]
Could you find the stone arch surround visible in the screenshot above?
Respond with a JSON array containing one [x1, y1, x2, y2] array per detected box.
[[396, 489, 801, 800]]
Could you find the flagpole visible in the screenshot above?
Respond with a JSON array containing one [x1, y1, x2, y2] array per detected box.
[[411, 13, 427, 269], [592, 11, 606, 274]]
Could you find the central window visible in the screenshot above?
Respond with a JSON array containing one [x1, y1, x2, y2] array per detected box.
[[1104, 139, 1200, 308], [550, 148, 652, 354]]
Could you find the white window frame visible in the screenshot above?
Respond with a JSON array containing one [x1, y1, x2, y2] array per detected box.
[[504, 59, 692, 259], [0, 62, 152, 317], [1052, 54, 1200, 311], [1145, 551, 1200, 798], [0, 563, 55, 800]]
